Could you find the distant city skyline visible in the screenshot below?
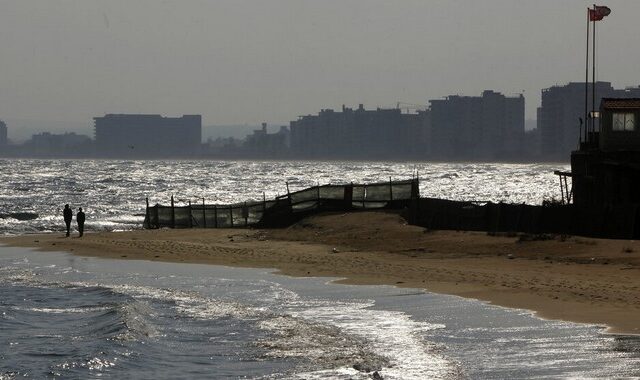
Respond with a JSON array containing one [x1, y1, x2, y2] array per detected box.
[[0, 78, 634, 162], [1, 1, 638, 139], [1, 118, 267, 143]]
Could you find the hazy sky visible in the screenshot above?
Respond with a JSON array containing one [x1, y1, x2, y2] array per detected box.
[[1, 0, 638, 138]]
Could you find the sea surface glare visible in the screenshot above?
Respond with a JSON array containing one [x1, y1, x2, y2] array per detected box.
[[1, 159, 640, 378], [1, 159, 565, 235], [1, 249, 639, 379]]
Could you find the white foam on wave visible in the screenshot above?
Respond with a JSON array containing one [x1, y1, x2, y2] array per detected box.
[[112, 300, 163, 341], [52, 356, 117, 374], [91, 281, 387, 377], [0, 266, 37, 285], [11, 306, 111, 314], [256, 315, 389, 371], [103, 283, 254, 320], [91, 279, 461, 378], [246, 281, 460, 378], [288, 300, 459, 380]]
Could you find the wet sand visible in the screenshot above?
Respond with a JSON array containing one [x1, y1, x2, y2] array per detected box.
[[2, 211, 640, 335]]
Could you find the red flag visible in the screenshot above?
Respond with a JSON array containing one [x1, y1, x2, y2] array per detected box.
[[589, 5, 611, 21]]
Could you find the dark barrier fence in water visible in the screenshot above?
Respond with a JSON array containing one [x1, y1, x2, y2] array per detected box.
[[144, 178, 639, 239], [414, 198, 640, 240], [144, 179, 420, 229]]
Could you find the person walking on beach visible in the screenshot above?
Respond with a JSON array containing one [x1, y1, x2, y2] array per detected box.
[[63, 204, 73, 237], [76, 207, 85, 237]]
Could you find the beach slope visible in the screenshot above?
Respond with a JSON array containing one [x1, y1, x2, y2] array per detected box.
[[2, 211, 639, 334]]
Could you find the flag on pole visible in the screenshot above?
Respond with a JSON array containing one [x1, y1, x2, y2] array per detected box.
[[589, 5, 611, 21]]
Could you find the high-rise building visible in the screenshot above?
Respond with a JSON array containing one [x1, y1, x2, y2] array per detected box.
[[429, 91, 524, 160], [25, 132, 92, 156], [242, 123, 290, 157], [537, 82, 640, 160], [290, 105, 430, 159], [94, 114, 201, 157], [0, 120, 7, 146]]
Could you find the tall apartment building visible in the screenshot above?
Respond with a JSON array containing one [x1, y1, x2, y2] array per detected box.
[[0, 120, 7, 146], [537, 82, 640, 160], [429, 91, 524, 160], [243, 123, 290, 158], [290, 105, 430, 159], [94, 114, 201, 157], [25, 132, 92, 156]]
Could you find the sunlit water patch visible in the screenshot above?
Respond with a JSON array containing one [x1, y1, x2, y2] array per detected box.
[[0, 159, 568, 235], [1, 247, 638, 379]]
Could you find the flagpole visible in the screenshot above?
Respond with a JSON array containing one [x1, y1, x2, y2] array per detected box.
[[592, 4, 597, 137], [584, 7, 590, 144]]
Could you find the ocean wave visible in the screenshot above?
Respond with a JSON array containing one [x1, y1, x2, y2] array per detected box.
[[257, 315, 390, 378], [289, 302, 458, 379], [83, 280, 457, 378], [11, 305, 111, 314], [51, 356, 117, 375], [104, 283, 253, 320], [108, 301, 161, 341], [0, 272, 158, 345]]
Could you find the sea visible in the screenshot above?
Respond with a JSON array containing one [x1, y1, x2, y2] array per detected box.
[[1, 159, 639, 379]]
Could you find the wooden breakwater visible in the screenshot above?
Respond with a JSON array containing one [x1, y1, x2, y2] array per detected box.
[[143, 178, 420, 229]]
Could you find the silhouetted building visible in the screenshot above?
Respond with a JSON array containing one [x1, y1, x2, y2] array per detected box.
[[523, 128, 541, 159], [203, 136, 243, 157], [94, 114, 201, 157], [538, 82, 640, 160], [429, 91, 524, 160], [0, 120, 7, 146], [404, 109, 432, 157], [243, 123, 290, 158], [290, 105, 430, 159], [24, 132, 92, 157], [572, 98, 640, 206]]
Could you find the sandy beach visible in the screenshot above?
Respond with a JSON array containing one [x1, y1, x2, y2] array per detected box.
[[2, 210, 639, 335]]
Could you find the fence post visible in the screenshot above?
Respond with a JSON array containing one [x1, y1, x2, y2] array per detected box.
[[229, 205, 234, 227], [214, 205, 218, 228], [202, 198, 207, 228], [410, 178, 420, 225], [344, 183, 353, 210], [145, 197, 150, 228], [171, 195, 175, 229], [363, 184, 366, 209], [188, 200, 193, 228], [286, 182, 292, 214], [389, 177, 393, 201], [244, 201, 248, 226]]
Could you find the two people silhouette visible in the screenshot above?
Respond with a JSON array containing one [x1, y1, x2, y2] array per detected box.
[[63, 204, 85, 237]]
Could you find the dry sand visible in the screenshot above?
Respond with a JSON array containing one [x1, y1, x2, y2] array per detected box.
[[2, 211, 640, 335]]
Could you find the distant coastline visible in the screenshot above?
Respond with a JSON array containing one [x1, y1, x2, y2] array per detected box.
[[0, 153, 570, 164]]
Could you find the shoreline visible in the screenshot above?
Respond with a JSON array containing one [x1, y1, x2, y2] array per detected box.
[[2, 211, 639, 335]]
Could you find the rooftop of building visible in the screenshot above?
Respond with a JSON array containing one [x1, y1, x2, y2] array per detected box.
[[601, 98, 640, 109], [94, 114, 201, 120]]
